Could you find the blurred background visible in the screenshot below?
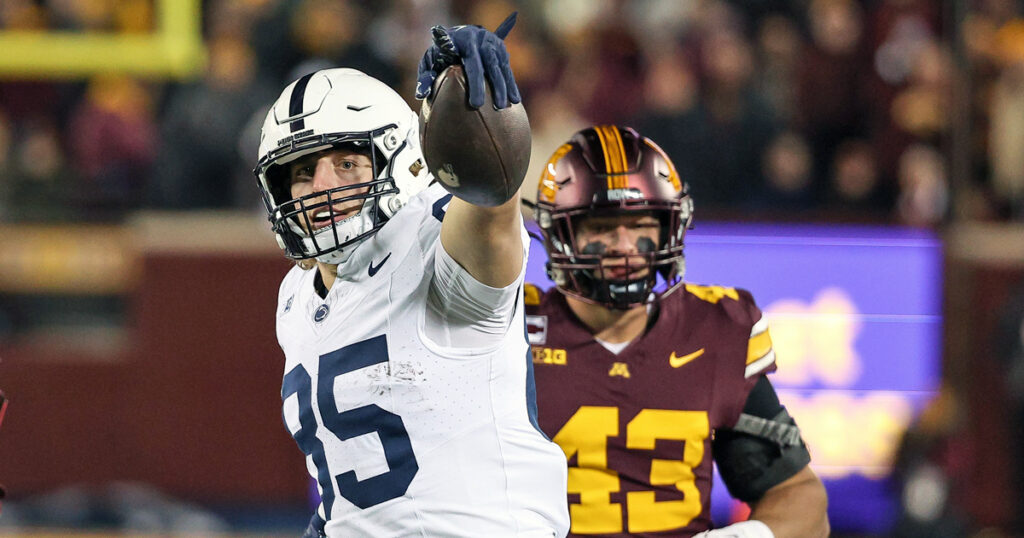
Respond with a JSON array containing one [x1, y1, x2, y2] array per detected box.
[[0, 0, 1022, 536]]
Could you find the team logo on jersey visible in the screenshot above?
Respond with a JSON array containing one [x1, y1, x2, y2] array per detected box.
[[282, 295, 294, 315], [526, 315, 548, 345], [608, 362, 631, 378], [313, 304, 330, 323], [669, 348, 705, 368]]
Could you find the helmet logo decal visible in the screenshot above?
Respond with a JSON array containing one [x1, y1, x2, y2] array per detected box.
[[437, 163, 460, 187], [538, 143, 573, 203], [313, 304, 330, 323], [287, 72, 316, 133]]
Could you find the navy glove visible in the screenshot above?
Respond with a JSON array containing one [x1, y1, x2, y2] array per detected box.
[[415, 12, 521, 109]]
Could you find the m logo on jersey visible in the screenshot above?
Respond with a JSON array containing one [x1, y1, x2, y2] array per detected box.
[[608, 362, 631, 378], [526, 315, 548, 345]]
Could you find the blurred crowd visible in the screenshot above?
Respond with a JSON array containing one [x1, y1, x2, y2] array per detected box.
[[0, 0, 1023, 226]]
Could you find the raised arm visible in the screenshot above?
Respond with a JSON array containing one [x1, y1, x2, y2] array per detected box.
[[416, 13, 527, 288], [440, 194, 523, 287]]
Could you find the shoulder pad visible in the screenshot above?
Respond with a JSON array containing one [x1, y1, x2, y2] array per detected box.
[[684, 283, 741, 305], [684, 284, 760, 320], [524, 283, 542, 306]]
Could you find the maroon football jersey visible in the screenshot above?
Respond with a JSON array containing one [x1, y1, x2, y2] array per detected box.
[[526, 282, 777, 537]]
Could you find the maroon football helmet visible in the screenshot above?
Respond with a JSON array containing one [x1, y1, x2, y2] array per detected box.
[[535, 125, 693, 309]]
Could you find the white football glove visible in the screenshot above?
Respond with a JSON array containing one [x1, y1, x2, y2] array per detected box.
[[692, 520, 774, 538]]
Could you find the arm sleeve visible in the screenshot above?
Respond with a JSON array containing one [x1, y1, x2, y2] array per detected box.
[[713, 376, 811, 503], [423, 217, 529, 349], [743, 375, 786, 419]]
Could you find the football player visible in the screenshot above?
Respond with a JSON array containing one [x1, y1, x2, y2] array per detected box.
[[253, 14, 568, 537], [529, 126, 829, 538]]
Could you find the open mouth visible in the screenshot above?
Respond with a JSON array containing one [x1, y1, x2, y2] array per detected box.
[[311, 205, 357, 231]]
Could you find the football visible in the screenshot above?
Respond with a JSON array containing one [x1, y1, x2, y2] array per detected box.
[[418, 65, 531, 207]]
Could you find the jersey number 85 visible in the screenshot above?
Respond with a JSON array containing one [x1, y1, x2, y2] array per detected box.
[[282, 335, 419, 517]]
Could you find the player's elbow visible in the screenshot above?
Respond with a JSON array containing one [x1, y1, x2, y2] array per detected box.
[[802, 509, 830, 538], [817, 516, 831, 538], [796, 473, 830, 538], [751, 467, 829, 538]]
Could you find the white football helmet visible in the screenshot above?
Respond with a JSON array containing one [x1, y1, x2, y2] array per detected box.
[[254, 68, 432, 265]]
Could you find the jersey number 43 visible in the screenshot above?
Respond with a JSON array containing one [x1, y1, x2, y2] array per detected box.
[[554, 406, 710, 534]]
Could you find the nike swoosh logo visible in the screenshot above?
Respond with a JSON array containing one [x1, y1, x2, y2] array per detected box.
[[669, 348, 705, 368], [368, 253, 392, 277]]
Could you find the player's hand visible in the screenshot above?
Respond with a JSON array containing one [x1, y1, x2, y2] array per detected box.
[[692, 520, 774, 538], [415, 12, 521, 109]]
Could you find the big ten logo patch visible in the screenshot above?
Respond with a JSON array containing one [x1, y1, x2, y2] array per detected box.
[[532, 347, 567, 365]]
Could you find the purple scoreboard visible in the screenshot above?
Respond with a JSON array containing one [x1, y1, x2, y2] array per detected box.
[[525, 222, 943, 534]]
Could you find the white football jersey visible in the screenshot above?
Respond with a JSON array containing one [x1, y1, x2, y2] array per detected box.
[[275, 184, 569, 537]]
